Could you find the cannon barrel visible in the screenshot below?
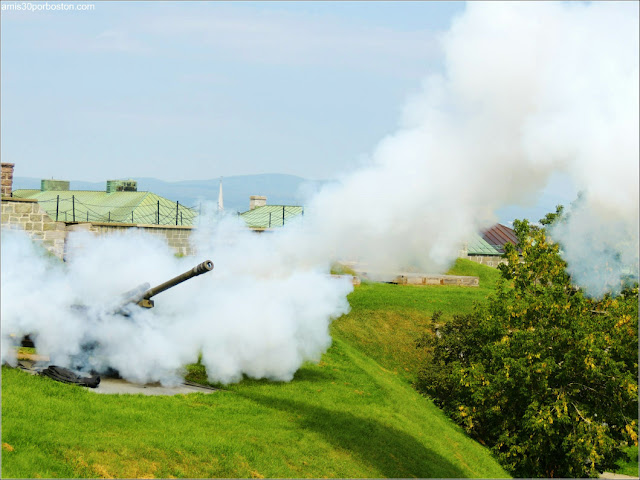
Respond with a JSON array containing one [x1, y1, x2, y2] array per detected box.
[[121, 282, 151, 305], [137, 260, 214, 308]]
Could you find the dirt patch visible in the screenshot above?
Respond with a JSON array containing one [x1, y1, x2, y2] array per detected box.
[[17, 352, 50, 362], [91, 378, 218, 396]]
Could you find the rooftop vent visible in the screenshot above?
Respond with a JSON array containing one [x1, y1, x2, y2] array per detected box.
[[106, 179, 137, 193], [41, 179, 70, 191]]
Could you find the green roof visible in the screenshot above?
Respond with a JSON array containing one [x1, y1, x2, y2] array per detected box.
[[239, 205, 303, 228], [466, 233, 502, 255], [12, 189, 197, 226]]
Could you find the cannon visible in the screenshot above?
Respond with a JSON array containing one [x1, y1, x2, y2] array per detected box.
[[14, 260, 215, 386], [119, 259, 214, 310], [20, 260, 215, 346]]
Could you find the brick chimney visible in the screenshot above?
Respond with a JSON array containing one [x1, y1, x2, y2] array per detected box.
[[249, 195, 267, 210], [1, 163, 14, 197]]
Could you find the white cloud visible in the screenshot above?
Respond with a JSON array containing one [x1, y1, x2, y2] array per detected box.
[[141, 6, 444, 73]]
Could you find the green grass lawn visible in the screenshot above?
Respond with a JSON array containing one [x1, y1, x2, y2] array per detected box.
[[615, 446, 639, 477], [1, 259, 507, 478], [2, 340, 508, 478]]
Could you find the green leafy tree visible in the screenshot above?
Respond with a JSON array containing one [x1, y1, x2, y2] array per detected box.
[[416, 212, 638, 478]]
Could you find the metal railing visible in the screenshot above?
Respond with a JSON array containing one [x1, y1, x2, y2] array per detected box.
[[237, 206, 304, 228], [35, 195, 199, 226]]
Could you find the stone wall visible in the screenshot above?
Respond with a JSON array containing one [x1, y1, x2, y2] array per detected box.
[[464, 254, 507, 268], [1, 198, 67, 257], [393, 273, 479, 287], [2, 198, 195, 259], [67, 222, 195, 256], [458, 242, 507, 268]]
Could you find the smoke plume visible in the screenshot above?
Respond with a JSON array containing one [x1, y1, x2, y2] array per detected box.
[[1, 224, 352, 384], [300, 1, 638, 283], [2, 2, 637, 383]]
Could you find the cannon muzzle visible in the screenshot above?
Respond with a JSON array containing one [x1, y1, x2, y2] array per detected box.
[[136, 260, 214, 308]]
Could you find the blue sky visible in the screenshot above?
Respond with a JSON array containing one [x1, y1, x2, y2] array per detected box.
[[1, 1, 465, 182]]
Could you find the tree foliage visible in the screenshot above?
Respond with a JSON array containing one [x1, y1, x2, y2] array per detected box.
[[416, 213, 638, 478]]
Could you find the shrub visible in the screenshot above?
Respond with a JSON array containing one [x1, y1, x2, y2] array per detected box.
[[416, 216, 638, 478]]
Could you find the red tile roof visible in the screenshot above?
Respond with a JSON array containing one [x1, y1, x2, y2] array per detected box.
[[481, 224, 518, 253]]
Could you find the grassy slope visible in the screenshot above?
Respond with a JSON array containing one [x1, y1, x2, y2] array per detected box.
[[332, 259, 500, 382], [1, 343, 508, 478], [1, 259, 509, 478], [334, 259, 639, 477]]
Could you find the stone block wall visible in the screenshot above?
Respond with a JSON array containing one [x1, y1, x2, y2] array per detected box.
[[1, 198, 67, 257], [464, 255, 507, 268], [458, 242, 507, 268], [2, 198, 195, 259], [393, 274, 479, 287], [81, 222, 195, 256]]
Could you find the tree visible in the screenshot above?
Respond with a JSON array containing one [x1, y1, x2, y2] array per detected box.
[[415, 213, 638, 478]]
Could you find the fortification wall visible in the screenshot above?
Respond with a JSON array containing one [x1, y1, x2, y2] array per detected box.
[[1, 198, 67, 258], [67, 222, 195, 256], [1, 198, 195, 259], [4, 195, 505, 266]]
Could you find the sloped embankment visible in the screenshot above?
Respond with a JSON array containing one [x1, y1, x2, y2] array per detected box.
[[1, 260, 508, 478]]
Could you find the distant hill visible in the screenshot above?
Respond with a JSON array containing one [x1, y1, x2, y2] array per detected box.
[[13, 174, 330, 213], [13, 173, 573, 224]]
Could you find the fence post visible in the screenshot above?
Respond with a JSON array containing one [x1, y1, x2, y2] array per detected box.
[[131, 211, 134, 223], [108, 211, 111, 222], [180, 211, 183, 226], [86, 212, 88, 222], [282, 206, 285, 225], [157, 200, 160, 225], [176, 201, 179, 226], [72, 195, 75, 222], [269, 212, 272, 228], [56, 195, 59, 221]]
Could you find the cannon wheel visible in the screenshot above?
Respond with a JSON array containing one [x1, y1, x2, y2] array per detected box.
[[39, 365, 101, 388]]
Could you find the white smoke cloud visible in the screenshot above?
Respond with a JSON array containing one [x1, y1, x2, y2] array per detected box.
[[551, 198, 639, 298], [1, 231, 86, 367], [2, 2, 637, 383], [299, 1, 638, 287], [1, 225, 352, 384]]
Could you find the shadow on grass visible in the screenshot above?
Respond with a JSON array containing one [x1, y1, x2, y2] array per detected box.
[[291, 367, 337, 383], [239, 391, 472, 478]]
